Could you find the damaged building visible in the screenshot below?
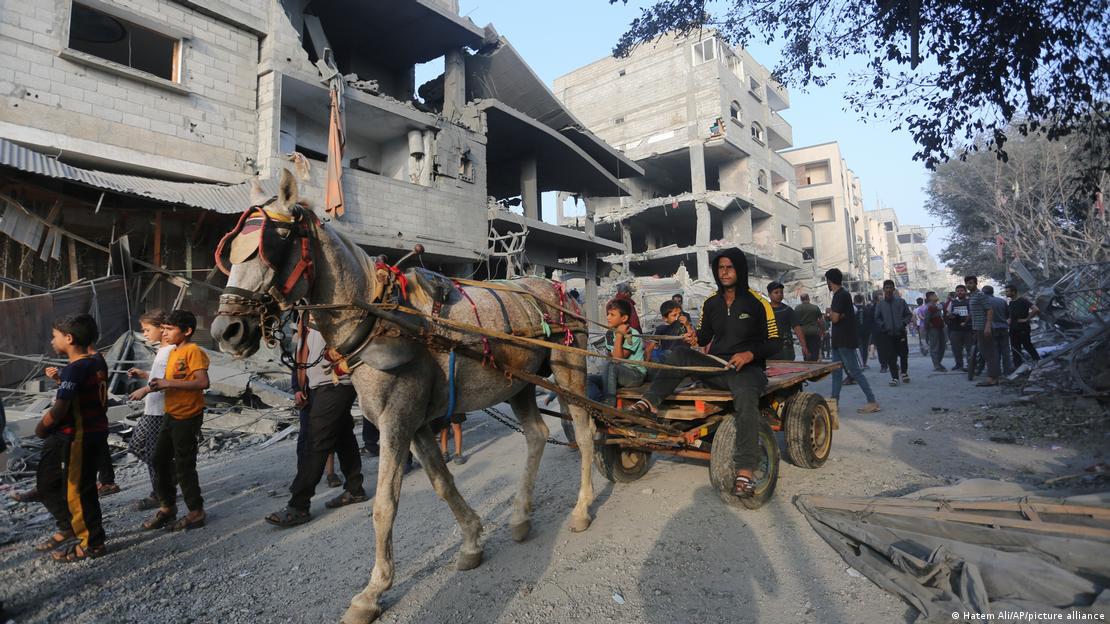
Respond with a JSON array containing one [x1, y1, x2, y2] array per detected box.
[[0, 0, 632, 385], [554, 32, 804, 308]]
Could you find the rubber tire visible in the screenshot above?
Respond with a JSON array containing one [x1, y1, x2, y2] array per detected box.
[[782, 392, 833, 469], [709, 417, 779, 510], [595, 438, 653, 483]]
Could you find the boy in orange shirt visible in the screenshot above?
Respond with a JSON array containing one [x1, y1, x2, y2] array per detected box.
[[142, 310, 210, 532]]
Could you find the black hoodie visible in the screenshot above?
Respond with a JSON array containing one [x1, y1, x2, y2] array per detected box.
[[695, 249, 781, 368]]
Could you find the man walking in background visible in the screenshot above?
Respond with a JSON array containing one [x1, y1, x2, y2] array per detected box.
[[793, 293, 824, 362], [874, 280, 912, 386], [825, 269, 880, 416], [924, 291, 948, 372], [983, 285, 1014, 376], [945, 284, 973, 371], [1006, 284, 1041, 367]]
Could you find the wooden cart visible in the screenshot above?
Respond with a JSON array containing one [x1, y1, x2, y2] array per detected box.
[[566, 360, 841, 510]]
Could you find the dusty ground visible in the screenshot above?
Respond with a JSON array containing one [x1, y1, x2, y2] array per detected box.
[[1, 351, 1106, 624]]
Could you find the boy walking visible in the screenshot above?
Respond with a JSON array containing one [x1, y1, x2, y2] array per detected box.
[[143, 310, 210, 532], [825, 270, 881, 415], [33, 313, 110, 561]]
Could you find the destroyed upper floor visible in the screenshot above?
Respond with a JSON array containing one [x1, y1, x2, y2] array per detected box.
[[0, 0, 635, 268]]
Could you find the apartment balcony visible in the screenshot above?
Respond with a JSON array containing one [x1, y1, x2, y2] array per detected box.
[[766, 79, 790, 112], [766, 111, 792, 151]]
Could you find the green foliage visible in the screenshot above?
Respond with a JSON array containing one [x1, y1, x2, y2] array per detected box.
[[609, 0, 1110, 184]]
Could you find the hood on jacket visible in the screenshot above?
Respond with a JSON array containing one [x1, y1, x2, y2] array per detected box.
[[711, 248, 750, 293]]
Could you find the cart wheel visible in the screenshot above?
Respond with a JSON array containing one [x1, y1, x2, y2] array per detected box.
[[782, 392, 833, 469], [709, 417, 779, 510], [595, 439, 653, 483]]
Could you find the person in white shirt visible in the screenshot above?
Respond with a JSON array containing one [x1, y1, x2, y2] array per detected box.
[[127, 310, 175, 510]]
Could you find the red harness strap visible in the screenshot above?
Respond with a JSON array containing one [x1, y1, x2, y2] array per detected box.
[[453, 281, 492, 364], [552, 281, 575, 346], [375, 262, 409, 301], [281, 235, 315, 297]]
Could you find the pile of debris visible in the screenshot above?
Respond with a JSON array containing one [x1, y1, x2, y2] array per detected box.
[[1010, 261, 1110, 397], [1, 331, 299, 488]]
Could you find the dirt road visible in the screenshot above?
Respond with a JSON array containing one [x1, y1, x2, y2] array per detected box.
[[1, 351, 1104, 623]]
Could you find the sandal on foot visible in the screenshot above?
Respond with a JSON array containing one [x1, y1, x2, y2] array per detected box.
[[35, 531, 75, 552], [627, 399, 656, 418], [857, 403, 881, 414], [97, 483, 121, 497], [265, 507, 311, 528], [733, 473, 756, 498], [326, 473, 342, 488], [325, 491, 369, 509], [142, 508, 177, 530], [452, 454, 467, 465], [170, 512, 206, 532], [51, 543, 106, 563]]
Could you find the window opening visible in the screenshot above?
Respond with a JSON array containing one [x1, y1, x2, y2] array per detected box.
[[69, 3, 179, 81]]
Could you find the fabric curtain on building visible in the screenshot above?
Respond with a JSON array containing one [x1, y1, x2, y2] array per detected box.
[[325, 85, 345, 218]]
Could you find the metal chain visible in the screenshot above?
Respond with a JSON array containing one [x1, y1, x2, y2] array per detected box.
[[481, 406, 572, 447]]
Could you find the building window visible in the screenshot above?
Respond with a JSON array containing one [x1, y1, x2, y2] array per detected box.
[[617, 68, 626, 77], [883, 221, 894, 231], [781, 225, 788, 242], [811, 199, 834, 222], [751, 122, 764, 144], [692, 38, 716, 65], [68, 3, 181, 82], [897, 233, 912, 244], [614, 117, 624, 125], [757, 169, 768, 191], [729, 101, 741, 122], [458, 151, 474, 182], [802, 247, 815, 261], [749, 77, 762, 99]]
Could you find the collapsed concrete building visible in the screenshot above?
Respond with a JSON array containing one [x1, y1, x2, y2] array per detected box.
[[554, 33, 804, 316], [0, 0, 631, 385]]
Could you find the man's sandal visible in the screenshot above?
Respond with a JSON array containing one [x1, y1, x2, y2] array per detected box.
[[169, 512, 206, 532], [141, 508, 177, 530], [265, 507, 311, 528], [326, 473, 342, 488], [51, 543, 106, 563], [733, 473, 756, 498], [34, 531, 75, 552], [325, 491, 369, 509], [11, 488, 41, 503]]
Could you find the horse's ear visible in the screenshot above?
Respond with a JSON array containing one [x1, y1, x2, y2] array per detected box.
[[249, 177, 269, 207], [276, 168, 299, 216]]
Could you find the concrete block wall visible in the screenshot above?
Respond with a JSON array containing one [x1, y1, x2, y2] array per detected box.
[[0, 0, 262, 182]]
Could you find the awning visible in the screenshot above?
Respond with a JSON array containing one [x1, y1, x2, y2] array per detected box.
[[477, 101, 631, 198], [0, 138, 266, 214]]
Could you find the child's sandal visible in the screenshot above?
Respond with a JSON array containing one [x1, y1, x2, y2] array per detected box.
[[170, 512, 206, 532], [34, 531, 75, 552], [51, 543, 107, 563]]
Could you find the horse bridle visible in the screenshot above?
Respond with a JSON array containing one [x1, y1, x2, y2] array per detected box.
[[215, 198, 318, 347]]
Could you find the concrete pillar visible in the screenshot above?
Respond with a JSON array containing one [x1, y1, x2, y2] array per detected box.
[[443, 48, 466, 123], [620, 222, 632, 274], [584, 251, 599, 326], [583, 198, 596, 236], [689, 141, 708, 194], [695, 201, 711, 279], [521, 157, 539, 221]]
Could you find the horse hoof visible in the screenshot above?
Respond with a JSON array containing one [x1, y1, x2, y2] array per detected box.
[[510, 520, 531, 542], [340, 603, 382, 624], [457, 550, 483, 571], [567, 515, 592, 533]]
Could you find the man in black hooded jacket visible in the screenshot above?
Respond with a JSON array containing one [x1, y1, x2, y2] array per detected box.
[[628, 249, 780, 498]]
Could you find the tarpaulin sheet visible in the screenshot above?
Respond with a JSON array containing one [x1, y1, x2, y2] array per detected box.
[[795, 480, 1110, 623]]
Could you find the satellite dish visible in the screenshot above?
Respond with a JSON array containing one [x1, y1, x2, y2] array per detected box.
[[70, 4, 127, 44]]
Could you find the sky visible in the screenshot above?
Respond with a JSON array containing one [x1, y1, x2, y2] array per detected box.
[[446, 0, 950, 262]]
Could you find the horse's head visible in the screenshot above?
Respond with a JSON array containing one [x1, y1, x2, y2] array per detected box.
[[211, 169, 317, 357]]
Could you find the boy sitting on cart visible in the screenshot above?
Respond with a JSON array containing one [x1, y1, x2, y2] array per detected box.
[[628, 249, 780, 499], [586, 299, 647, 406]]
